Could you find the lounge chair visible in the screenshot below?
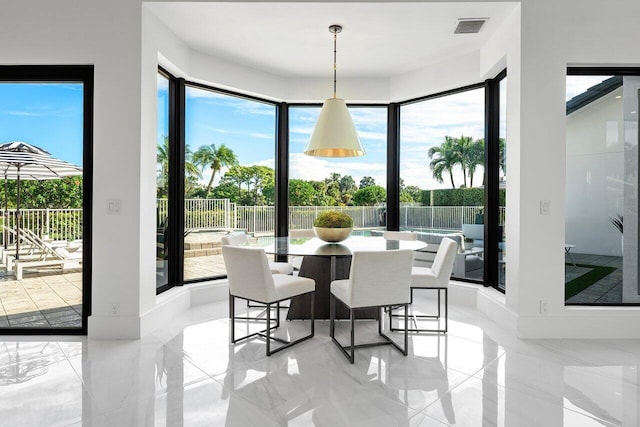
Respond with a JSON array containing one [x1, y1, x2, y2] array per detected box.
[[5, 228, 82, 279]]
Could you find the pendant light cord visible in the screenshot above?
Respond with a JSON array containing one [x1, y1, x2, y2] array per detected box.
[[333, 30, 337, 98]]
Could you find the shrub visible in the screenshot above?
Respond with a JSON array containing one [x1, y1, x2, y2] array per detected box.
[[313, 210, 353, 228]]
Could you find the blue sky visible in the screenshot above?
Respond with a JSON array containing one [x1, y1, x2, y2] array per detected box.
[[159, 76, 487, 191], [0, 75, 606, 192], [0, 83, 84, 166]]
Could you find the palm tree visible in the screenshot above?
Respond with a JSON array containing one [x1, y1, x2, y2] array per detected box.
[[466, 138, 485, 188], [184, 145, 203, 197], [454, 135, 474, 187], [193, 143, 239, 197], [157, 137, 170, 197], [157, 137, 202, 197], [428, 136, 460, 188]]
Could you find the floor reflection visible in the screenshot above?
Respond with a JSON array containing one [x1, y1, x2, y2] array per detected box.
[[0, 301, 638, 426]]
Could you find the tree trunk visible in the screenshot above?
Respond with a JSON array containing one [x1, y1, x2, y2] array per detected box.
[[205, 168, 216, 196], [449, 171, 455, 189]]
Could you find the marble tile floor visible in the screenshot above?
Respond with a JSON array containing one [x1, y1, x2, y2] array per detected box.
[[1, 295, 639, 426]]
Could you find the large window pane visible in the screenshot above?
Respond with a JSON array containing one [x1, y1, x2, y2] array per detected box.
[[184, 86, 276, 281], [498, 77, 507, 290], [565, 72, 640, 304], [0, 81, 85, 329], [400, 87, 485, 281], [288, 106, 387, 231], [156, 73, 169, 290]]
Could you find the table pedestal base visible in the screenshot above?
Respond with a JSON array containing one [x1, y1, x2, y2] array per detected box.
[[287, 255, 378, 320]]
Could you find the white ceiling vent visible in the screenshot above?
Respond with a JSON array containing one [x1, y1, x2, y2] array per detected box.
[[454, 18, 488, 34]]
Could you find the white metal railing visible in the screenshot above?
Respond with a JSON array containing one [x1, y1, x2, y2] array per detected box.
[[400, 206, 505, 230], [288, 206, 382, 231], [159, 199, 505, 235], [0, 202, 505, 247], [1, 208, 83, 245]]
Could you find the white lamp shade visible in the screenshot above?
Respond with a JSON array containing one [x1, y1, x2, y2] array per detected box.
[[304, 98, 365, 157]]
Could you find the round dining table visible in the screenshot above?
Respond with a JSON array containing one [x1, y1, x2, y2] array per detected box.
[[262, 235, 427, 320]]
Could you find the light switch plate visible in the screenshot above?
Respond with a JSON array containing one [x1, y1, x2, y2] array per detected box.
[[107, 199, 122, 215], [540, 199, 550, 215]]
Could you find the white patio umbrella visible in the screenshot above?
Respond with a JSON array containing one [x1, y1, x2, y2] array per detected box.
[[0, 141, 83, 260]]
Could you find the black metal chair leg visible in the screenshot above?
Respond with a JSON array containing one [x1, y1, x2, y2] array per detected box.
[[266, 302, 271, 356], [230, 294, 235, 343], [444, 288, 448, 333], [330, 294, 335, 338], [403, 303, 408, 355], [349, 308, 355, 364], [310, 292, 315, 337]]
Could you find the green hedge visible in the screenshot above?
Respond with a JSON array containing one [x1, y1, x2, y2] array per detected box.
[[421, 188, 506, 206]]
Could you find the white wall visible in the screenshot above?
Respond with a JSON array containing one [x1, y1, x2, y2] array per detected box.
[[566, 89, 624, 256], [511, 0, 640, 337], [4, 0, 640, 339], [0, 0, 148, 338]]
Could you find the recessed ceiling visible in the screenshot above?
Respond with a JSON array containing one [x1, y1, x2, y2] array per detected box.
[[146, 2, 517, 79]]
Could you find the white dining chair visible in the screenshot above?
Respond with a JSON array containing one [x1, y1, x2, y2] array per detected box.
[[383, 230, 417, 241], [288, 229, 316, 272], [221, 233, 293, 275], [330, 249, 414, 363], [222, 245, 315, 356], [390, 237, 457, 333]]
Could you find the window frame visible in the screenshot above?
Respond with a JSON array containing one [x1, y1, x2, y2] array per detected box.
[[0, 64, 93, 335], [565, 66, 640, 306], [161, 68, 508, 290]]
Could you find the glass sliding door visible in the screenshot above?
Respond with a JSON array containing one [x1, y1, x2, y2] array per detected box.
[[0, 66, 91, 332], [565, 69, 640, 304], [184, 85, 276, 281], [399, 86, 486, 281]]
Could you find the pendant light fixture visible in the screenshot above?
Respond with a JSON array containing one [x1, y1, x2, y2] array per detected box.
[[304, 25, 365, 157]]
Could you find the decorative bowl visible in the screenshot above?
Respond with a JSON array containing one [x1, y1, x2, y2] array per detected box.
[[313, 226, 353, 243]]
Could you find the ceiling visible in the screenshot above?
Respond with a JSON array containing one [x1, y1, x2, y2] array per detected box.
[[146, 2, 517, 79]]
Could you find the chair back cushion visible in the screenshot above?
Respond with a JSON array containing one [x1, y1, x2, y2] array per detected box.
[[222, 245, 277, 302], [383, 231, 417, 241], [348, 249, 413, 308], [431, 237, 458, 280], [221, 233, 248, 247]]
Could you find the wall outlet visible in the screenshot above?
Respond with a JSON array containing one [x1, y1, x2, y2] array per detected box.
[[539, 300, 548, 314], [110, 303, 120, 315]]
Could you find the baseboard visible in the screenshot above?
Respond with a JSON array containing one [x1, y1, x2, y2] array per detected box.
[[448, 281, 479, 306], [189, 280, 229, 306], [476, 287, 518, 335], [517, 310, 640, 339], [88, 315, 142, 339], [88, 282, 229, 340]]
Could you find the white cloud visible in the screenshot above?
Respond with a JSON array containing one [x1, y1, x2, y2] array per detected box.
[[4, 110, 42, 117], [186, 86, 275, 117], [197, 125, 273, 141], [400, 89, 485, 148]]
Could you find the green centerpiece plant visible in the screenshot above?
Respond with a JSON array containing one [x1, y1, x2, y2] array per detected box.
[[313, 211, 354, 242]]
